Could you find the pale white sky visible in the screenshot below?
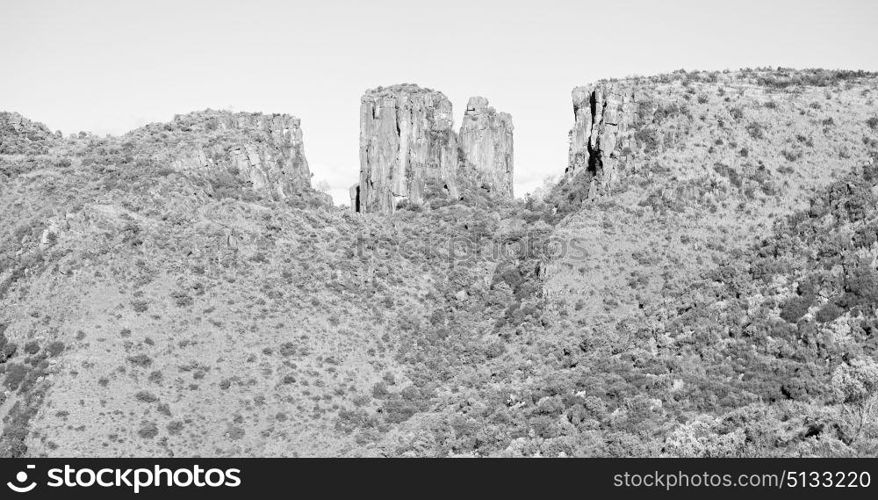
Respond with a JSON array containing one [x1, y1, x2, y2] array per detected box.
[[2, 0, 877, 204]]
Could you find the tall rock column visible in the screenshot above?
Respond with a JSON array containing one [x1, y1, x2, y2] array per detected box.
[[353, 84, 459, 214], [458, 97, 514, 198], [567, 82, 638, 186]]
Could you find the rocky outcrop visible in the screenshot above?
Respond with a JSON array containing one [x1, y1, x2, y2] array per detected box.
[[543, 82, 642, 215], [352, 86, 515, 214], [353, 84, 460, 213], [567, 82, 638, 185], [459, 97, 514, 198], [0, 112, 59, 154], [142, 110, 315, 200]]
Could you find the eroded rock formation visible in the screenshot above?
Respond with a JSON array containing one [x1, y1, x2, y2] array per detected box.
[[146, 110, 315, 200], [567, 82, 638, 185], [352, 85, 514, 214], [459, 97, 514, 198], [353, 84, 460, 213]]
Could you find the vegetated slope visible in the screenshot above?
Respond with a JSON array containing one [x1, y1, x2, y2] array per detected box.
[[362, 68, 878, 457], [1, 68, 877, 457], [397, 155, 878, 458], [0, 112, 534, 456], [549, 68, 877, 331]]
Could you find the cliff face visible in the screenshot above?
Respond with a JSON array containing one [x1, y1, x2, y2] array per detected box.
[[352, 86, 515, 214], [459, 97, 514, 198], [146, 110, 314, 200], [567, 83, 639, 187], [354, 84, 460, 213]]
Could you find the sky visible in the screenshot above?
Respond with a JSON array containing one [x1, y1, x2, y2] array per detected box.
[[2, 0, 877, 204]]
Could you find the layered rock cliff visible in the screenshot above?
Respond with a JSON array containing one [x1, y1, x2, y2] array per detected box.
[[459, 97, 514, 198], [138, 110, 315, 200], [352, 85, 515, 214]]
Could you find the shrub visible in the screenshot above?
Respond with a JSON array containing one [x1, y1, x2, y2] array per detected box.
[[127, 354, 152, 368], [380, 398, 419, 424], [815, 302, 845, 323], [137, 421, 159, 439], [0, 342, 15, 363], [279, 342, 297, 357], [134, 390, 158, 403], [780, 295, 813, 323], [3, 363, 29, 391], [170, 291, 193, 307], [746, 122, 765, 140], [23, 341, 39, 355], [781, 149, 803, 162], [831, 359, 878, 404], [46, 341, 65, 357], [634, 128, 660, 153]]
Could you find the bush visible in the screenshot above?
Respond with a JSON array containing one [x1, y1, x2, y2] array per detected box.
[[2, 363, 29, 391], [134, 391, 158, 403], [23, 341, 39, 355], [46, 341, 65, 357], [815, 302, 845, 323], [781, 149, 803, 162], [127, 354, 152, 368], [634, 128, 660, 153], [131, 300, 149, 313], [167, 421, 184, 435], [831, 359, 878, 404], [746, 122, 765, 140], [780, 295, 813, 323], [137, 421, 159, 439]]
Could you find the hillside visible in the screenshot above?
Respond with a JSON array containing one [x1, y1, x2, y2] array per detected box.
[[1, 68, 878, 457]]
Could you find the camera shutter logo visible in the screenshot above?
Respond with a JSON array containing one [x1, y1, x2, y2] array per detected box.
[[7, 464, 37, 493]]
